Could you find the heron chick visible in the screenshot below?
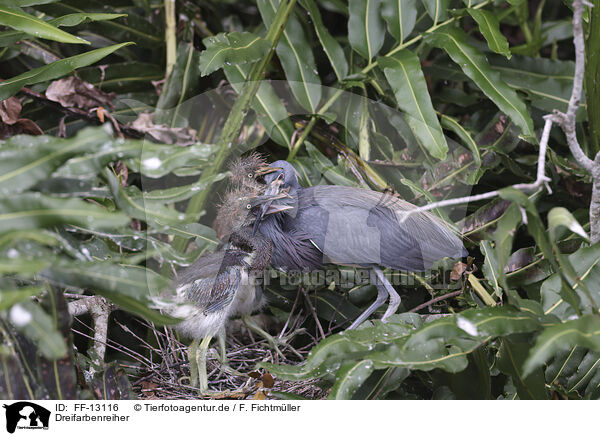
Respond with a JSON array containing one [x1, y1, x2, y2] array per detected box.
[[158, 182, 288, 392]]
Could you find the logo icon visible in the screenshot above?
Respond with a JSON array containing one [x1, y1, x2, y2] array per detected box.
[[2, 402, 50, 433]]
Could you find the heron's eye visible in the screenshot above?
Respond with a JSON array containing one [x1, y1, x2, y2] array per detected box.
[[246, 203, 252, 209]]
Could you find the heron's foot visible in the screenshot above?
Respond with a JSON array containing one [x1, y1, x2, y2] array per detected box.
[[381, 292, 402, 323]]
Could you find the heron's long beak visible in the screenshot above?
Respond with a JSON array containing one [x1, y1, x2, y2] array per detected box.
[[252, 177, 287, 236]]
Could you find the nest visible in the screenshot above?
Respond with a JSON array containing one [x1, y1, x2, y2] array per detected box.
[[126, 314, 328, 400]]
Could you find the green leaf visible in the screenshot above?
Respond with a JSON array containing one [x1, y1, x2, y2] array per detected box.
[[0, 13, 125, 47], [425, 27, 536, 143], [0, 42, 133, 100], [105, 170, 195, 226], [0, 193, 129, 231], [8, 301, 67, 360], [0, 286, 45, 310], [467, 8, 511, 58], [258, 0, 322, 112], [379, 49, 448, 159], [224, 61, 295, 149], [349, 0, 386, 60], [0, 127, 110, 195], [0, 6, 88, 45], [524, 315, 600, 377], [497, 339, 548, 399], [440, 113, 481, 165], [155, 41, 201, 127], [327, 360, 374, 399], [299, 0, 348, 80], [548, 207, 589, 241], [541, 244, 600, 320], [381, 0, 417, 43], [200, 32, 271, 76], [420, 0, 449, 24]]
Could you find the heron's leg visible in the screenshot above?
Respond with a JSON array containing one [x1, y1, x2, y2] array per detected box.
[[197, 335, 212, 393], [216, 329, 228, 365], [373, 266, 401, 322], [347, 268, 389, 330], [242, 315, 286, 359], [188, 339, 199, 388]]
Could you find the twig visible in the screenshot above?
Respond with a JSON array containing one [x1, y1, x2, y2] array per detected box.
[[399, 116, 554, 223], [408, 289, 462, 313], [68, 296, 113, 369]]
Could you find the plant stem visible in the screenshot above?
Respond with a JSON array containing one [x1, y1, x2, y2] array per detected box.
[[173, 0, 297, 252], [165, 0, 177, 78]]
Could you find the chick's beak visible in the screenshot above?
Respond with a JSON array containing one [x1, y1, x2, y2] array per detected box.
[[252, 176, 287, 236], [254, 165, 282, 177]]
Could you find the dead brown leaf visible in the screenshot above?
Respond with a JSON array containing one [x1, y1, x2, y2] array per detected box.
[[261, 373, 274, 388], [0, 96, 43, 138], [450, 261, 468, 281], [129, 112, 197, 145], [46, 76, 116, 111]]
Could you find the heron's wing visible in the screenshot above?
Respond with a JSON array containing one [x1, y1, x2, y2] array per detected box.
[[296, 186, 466, 270], [173, 251, 243, 313]]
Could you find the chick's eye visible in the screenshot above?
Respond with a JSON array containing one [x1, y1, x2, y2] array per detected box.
[[246, 203, 252, 209], [247, 173, 253, 178]]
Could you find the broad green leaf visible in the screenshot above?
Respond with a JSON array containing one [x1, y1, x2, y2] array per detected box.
[[259, 320, 413, 380], [0, 6, 88, 45], [8, 301, 67, 360], [541, 244, 600, 320], [300, 0, 348, 80], [124, 143, 213, 178], [523, 315, 600, 377], [0, 42, 133, 100], [349, 0, 385, 60], [425, 27, 536, 143], [379, 50, 448, 159], [200, 32, 271, 76], [381, 0, 417, 43], [0, 127, 110, 195], [0, 193, 129, 231], [141, 173, 227, 205], [39, 262, 177, 325], [258, 0, 321, 112], [467, 8, 510, 58], [105, 170, 195, 226], [224, 63, 294, 148], [155, 41, 201, 127], [327, 360, 374, 399], [420, 0, 449, 24], [548, 207, 589, 241], [1, 0, 59, 6], [440, 114, 481, 165], [0, 286, 45, 310], [77, 62, 163, 93], [0, 13, 125, 47], [497, 339, 548, 399]]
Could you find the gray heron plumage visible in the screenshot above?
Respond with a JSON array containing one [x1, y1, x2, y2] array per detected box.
[[255, 160, 468, 329]]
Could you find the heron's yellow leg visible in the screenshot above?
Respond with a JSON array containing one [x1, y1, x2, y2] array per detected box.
[[187, 339, 199, 388], [197, 335, 212, 393]]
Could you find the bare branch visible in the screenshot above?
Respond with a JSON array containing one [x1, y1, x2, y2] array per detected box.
[[68, 296, 114, 367], [551, 0, 594, 173], [399, 116, 554, 223]]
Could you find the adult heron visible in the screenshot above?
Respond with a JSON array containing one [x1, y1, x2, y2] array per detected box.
[[254, 160, 468, 329]]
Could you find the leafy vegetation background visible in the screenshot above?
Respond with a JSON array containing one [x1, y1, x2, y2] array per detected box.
[[0, 0, 599, 400]]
